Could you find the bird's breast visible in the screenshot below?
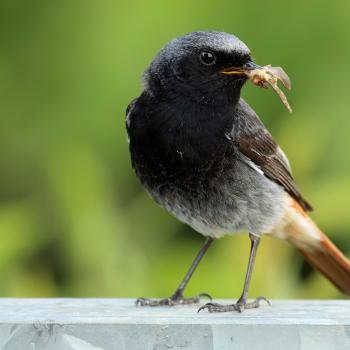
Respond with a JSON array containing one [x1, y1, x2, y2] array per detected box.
[[128, 97, 285, 236], [132, 140, 285, 237]]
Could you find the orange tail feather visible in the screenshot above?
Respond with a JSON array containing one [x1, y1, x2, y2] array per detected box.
[[296, 231, 350, 295], [272, 196, 350, 296]]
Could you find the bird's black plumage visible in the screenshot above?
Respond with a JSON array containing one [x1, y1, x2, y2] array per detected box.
[[126, 31, 313, 311], [126, 31, 311, 217], [125, 32, 350, 311]]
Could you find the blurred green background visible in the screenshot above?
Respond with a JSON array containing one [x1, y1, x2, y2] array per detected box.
[[1, 0, 350, 299]]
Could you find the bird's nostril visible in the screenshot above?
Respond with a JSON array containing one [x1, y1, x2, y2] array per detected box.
[[244, 61, 257, 70]]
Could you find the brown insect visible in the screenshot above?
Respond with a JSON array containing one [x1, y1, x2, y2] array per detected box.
[[247, 65, 292, 112], [221, 65, 292, 112]]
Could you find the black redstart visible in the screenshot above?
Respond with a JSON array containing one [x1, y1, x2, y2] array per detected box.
[[126, 31, 350, 312]]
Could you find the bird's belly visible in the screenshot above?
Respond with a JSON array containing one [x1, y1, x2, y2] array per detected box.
[[145, 159, 287, 238]]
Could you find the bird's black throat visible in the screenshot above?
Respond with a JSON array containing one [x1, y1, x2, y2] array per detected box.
[[128, 89, 241, 190]]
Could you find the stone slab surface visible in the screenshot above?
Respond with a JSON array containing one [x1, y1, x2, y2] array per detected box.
[[0, 298, 349, 349]]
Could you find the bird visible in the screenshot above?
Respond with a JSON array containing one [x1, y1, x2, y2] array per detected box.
[[126, 31, 350, 312]]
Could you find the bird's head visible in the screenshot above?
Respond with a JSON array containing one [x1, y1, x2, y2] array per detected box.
[[143, 31, 258, 105]]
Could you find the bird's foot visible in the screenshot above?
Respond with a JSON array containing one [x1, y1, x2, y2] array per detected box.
[[198, 296, 270, 313], [135, 292, 212, 307]]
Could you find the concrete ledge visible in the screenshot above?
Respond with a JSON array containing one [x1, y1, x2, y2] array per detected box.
[[0, 298, 349, 349]]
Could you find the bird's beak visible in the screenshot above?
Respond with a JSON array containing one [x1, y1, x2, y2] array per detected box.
[[220, 61, 261, 76]]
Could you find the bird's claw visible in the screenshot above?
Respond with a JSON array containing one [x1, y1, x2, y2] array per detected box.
[[135, 292, 212, 307], [198, 296, 270, 313]]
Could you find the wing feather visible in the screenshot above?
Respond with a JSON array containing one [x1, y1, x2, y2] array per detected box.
[[233, 100, 312, 211]]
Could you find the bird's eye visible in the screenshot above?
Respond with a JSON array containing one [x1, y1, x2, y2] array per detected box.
[[199, 51, 216, 66]]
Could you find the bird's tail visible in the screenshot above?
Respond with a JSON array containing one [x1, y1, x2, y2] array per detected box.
[[272, 196, 350, 296]]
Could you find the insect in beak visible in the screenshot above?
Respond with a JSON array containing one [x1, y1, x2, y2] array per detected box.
[[221, 63, 292, 113]]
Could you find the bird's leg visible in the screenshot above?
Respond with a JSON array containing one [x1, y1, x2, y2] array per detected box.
[[136, 237, 214, 307], [198, 233, 270, 313]]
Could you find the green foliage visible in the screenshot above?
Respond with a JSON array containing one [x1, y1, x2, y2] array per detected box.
[[0, 0, 349, 298]]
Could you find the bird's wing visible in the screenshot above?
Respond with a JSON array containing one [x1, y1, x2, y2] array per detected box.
[[233, 100, 312, 211], [126, 97, 138, 130]]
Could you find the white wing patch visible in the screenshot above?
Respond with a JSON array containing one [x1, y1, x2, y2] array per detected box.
[[240, 154, 264, 175], [277, 146, 291, 172]]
